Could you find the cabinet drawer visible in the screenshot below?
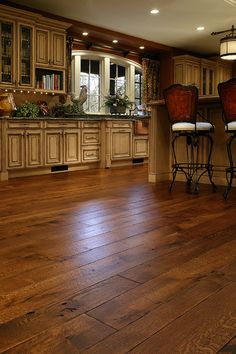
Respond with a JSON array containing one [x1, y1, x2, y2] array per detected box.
[[46, 121, 79, 129], [82, 121, 101, 129], [82, 130, 100, 145], [112, 121, 132, 129], [82, 147, 100, 162], [7, 121, 42, 129]]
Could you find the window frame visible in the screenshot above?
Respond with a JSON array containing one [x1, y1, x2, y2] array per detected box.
[[72, 50, 142, 114]]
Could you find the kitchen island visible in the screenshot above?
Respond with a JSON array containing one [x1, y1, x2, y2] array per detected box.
[[0, 115, 149, 181], [148, 96, 228, 186]]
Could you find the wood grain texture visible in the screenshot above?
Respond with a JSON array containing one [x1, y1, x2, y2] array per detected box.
[[0, 165, 236, 353]]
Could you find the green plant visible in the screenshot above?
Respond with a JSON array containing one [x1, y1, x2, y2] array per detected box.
[[104, 93, 132, 108], [16, 101, 40, 118]]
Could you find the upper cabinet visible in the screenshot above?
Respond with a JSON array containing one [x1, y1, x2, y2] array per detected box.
[[0, 4, 71, 93], [173, 55, 233, 96], [35, 28, 66, 68], [0, 20, 15, 87], [18, 23, 34, 88]]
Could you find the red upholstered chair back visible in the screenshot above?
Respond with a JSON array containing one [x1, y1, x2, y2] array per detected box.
[[218, 78, 236, 123], [164, 84, 198, 124]]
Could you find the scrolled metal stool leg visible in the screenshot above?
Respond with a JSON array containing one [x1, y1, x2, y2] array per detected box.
[[224, 134, 236, 199]]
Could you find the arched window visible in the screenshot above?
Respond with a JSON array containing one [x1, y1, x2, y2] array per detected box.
[[72, 51, 142, 114]]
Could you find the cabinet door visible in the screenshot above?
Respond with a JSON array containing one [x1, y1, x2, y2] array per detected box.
[[35, 28, 50, 66], [18, 23, 34, 88], [64, 129, 80, 164], [0, 20, 16, 87], [111, 129, 132, 160], [7, 130, 24, 169], [133, 137, 149, 158], [51, 31, 65, 68], [25, 130, 43, 167], [45, 130, 63, 165]]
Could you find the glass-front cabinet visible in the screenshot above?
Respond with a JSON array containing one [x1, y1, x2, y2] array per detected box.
[[0, 20, 34, 89], [18, 24, 34, 88], [0, 20, 15, 87]]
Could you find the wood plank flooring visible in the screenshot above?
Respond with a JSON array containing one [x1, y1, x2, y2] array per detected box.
[[0, 165, 236, 353]]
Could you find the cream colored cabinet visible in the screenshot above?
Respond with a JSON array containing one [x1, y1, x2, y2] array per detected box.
[[64, 130, 80, 164], [173, 55, 232, 96], [201, 59, 216, 95], [45, 130, 81, 165], [7, 128, 43, 169], [35, 27, 66, 92], [0, 4, 70, 92], [45, 125, 80, 165], [173, 55, 201, 88], [81, 121, 101, 163], [0, 19, 16, 88], [111, 128, 132, 160], [45, 130, 63, 165], [35, 28, 66, 68], [133, 136, 149, 158], [0, 18, 34, 89]]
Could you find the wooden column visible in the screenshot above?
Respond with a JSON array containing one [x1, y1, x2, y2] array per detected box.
[[148, 102, 171, 183]]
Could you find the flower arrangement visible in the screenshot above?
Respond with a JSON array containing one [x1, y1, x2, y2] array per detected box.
[[104, 93, 132, 109]]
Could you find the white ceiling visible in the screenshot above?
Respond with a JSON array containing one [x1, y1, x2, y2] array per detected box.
[[11, 0, 236, 55]]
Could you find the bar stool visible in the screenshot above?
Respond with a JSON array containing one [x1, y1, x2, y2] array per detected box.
[[218, 78, 236, 199], [164, 84, 215, 193]]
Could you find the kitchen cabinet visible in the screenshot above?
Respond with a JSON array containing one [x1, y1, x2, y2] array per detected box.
[[0, 19, 34, 89], [7, 127, 43, 169], [173, 55, 233, 95], [35, 28, 66, 68], [0, 4, 70, 92], [201, 59, 216, 95], [45, 121, 80, 165], [133, 136, 149, 158], [109, 121, 132, 160], [0, 118, 149, 180], [173, 55, 201, 88], [81, 121, 101, 162]]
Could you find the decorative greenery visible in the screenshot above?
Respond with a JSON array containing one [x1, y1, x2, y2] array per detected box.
[[16, 101, 40, 118], [104, 93, 132, 109]]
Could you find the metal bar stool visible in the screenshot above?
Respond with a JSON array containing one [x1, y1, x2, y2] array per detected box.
[[164, 84, 215, 194], [218, 78, 236, 199]]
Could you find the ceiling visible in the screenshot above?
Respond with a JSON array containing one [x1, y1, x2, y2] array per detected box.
[[9, 0, 236, 56]]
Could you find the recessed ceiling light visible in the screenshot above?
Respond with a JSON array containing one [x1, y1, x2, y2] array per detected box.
[[196, 26, 205, 31], [150, 9, 159, 14], [82, 32, 88, 36], [139, 46, 145, 50], [112, 39, 118, 43]]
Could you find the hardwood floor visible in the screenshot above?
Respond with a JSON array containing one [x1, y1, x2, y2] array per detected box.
[[0, 165, 236, 353]]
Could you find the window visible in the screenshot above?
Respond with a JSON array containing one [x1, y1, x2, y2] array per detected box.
[[80, 59, 100, 113], [72, 51, 142, 113], [110, 63, 126, 95], [135, 69, 142, 107]]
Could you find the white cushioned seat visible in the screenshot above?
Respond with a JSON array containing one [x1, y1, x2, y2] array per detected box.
[[225, 121, 236, 131], [172, 122, 213, 132]]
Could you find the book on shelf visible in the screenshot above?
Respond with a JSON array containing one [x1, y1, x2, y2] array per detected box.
[[35, 72, 62, 90]]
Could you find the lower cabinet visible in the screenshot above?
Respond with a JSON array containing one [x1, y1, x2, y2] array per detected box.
[[45, 129, 80, 165], [2, 118, 149, 179], [111, 128, 132, 160], [133, 136, 149, 158], [7, 129, 43, 169]]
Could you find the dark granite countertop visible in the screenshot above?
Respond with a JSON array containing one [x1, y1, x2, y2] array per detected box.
[[0, 114, 150, 121]]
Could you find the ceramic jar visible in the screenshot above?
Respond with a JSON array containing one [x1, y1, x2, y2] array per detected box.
[[0, 93, 16, 117]]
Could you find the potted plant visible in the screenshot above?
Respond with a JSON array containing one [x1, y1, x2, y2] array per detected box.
[[104, 92, 133, 114]]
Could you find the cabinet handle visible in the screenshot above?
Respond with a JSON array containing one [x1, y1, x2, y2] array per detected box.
[[118, 129, 129, 133]]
